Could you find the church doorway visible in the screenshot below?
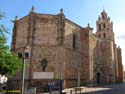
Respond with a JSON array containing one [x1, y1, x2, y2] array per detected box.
[[97, 72, 101, 84]]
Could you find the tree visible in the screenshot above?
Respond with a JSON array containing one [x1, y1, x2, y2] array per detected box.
[[0, 12, 9, 36], [0, 12, 21, 77]]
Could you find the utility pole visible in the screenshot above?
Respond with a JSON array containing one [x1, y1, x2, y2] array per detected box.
[[18, 46, 30, 94]]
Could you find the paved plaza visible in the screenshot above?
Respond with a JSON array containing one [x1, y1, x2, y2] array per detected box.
[[62, 83, 125, 94]]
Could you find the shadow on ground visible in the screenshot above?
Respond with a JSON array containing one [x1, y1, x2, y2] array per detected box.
[[83, 83, 125, 94]]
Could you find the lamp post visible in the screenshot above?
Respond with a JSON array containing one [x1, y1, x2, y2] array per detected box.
[[77, 60, 81, 87], [18, 46, 30, 94], [59, 46, 64, 94], [77, 68, 80, 87]]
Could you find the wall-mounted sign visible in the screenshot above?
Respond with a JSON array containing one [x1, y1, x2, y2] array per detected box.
[[33, 72, 54, 79]]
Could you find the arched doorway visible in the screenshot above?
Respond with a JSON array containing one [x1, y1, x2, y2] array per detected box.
[[97, 72, 101, 84]]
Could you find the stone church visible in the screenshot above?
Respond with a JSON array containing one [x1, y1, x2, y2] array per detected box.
[[9, 7, 123, 92]]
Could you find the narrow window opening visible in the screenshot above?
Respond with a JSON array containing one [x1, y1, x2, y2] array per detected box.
[[73, 34, 76, 48], [103, 23, 105, 29], [102, 14, 105, 19], [99, 34, 101, 38], [99, 24, 101, 31], [103, 33, 106, 38]]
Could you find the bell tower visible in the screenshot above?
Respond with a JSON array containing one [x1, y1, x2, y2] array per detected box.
[[96, 10, 114, 42]]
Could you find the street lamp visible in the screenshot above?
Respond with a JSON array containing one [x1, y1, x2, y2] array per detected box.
[[18, 46, 30, 94]]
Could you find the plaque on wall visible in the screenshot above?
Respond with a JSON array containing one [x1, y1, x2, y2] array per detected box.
[[33, 72, 54, 79]]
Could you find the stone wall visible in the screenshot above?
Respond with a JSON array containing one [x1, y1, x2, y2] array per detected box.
[[33, 14, 58, 45], [114, 45, 119, 82], [10, 10, 123, 93], [117, 47, 123, 82], [10, 13, 59, 92], [14, 16, 29, 48], [93, 40, 116, 84], [64, 20, 90, 87]]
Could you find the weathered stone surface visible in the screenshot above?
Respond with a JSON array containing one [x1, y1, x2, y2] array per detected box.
[[10, 9, 123, 93]]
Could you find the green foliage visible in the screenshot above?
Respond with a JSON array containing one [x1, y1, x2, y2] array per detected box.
[[0, 12, 9, 36], [0, 12, 21, 77], [0, 24, 9, 36], [0, 12, 5, 19], [0, 51, 22, 77]]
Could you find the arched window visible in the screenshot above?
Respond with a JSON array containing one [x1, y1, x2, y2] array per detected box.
[[102, 14, 105, 19], [41, 59, 48, 72], [103, 33, 106, 38], [99, 24, 101, 31], [103, 23, 105, 29], [73, 34, 76, 48]]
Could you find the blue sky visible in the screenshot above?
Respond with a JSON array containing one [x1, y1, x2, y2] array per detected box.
[[0, 0, 125, 67]]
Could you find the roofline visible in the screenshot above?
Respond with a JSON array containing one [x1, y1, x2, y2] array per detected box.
[[32, 12, 57, 16], [65, 18, 85, 29], [14, 12, 87, 30], [16, 12, 57, 21]]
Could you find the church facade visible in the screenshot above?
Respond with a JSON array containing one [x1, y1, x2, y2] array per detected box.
[[10, 7, 123, 92]]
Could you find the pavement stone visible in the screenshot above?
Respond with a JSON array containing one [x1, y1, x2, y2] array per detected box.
[[42, 83, 125, 94]]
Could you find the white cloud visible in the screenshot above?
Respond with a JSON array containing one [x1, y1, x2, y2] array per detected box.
[[117, 35, 125, 40], [114, 22, 125, 69]]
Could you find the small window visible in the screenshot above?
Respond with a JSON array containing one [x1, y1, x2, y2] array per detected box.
[[41, 59, 48, 72], [99, 24, 101, 31], [102, 14, 105, 19], [103, 33, 106, 38], [99, 34, 101, 38], [73, 34, 76, 48], [103, 23, 105, 29]]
